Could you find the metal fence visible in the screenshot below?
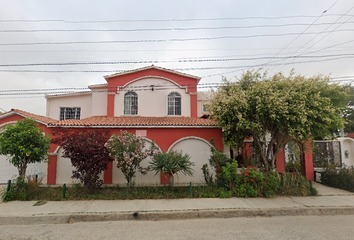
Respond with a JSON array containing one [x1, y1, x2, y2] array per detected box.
[[313, 141, 342, 168]]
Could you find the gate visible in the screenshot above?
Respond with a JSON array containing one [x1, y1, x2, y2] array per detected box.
[[313, 141, 342, 167]]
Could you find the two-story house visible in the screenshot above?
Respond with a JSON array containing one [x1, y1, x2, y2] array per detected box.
[[0, 65, 224, 185]]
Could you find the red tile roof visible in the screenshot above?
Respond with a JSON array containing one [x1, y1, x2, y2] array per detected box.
[[0, 109, 57, 125], [104, 65, 201, 80], [1, 109, 217, 127], [346, 133, 354, 138], [51, 116, 217, 127]]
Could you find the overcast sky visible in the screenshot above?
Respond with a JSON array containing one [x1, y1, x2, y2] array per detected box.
[[0, 0, 354, 116]]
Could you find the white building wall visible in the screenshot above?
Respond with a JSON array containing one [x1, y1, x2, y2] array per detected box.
[[114, 78, 191, 117], [169, 137, 212, 185], [46, 94, 93, 120], [0, 155, 44, 183], [197, 91, 211, 117], [91, 89, 107, 116]]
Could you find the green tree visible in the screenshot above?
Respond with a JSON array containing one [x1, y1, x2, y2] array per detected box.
[[0, 118, 50, 179], [209, 70, 348, 171], [149, 150, 194, 187], [342, 84, 354, 134]]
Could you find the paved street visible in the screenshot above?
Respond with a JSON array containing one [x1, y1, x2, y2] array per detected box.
[[1, 215, 354, 240]]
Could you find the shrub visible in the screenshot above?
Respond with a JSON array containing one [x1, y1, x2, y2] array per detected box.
[[321, 164, 354, 192], [201, 163, 214, 186], [219, 160, 240, 189], [105, 131, 158, 189], [52, 128, 112, 190], [1, 176, 42, 202], [149, 150, 194, 187], [208, 138, 232, 187], [278, 172, 313, 196]]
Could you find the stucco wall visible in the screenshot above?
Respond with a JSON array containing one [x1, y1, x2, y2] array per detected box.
[[114, 77, 191, 117], [46, 93, 93, 120], [91, 89, 107, 116], [0, 155, 44, 183], [169, 137, 212, 184]]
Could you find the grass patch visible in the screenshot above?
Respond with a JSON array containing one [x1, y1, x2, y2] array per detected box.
[[7, 185, 220, 201]]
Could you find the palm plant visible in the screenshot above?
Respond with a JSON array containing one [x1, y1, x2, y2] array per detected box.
[[149, 150, 195, 187]]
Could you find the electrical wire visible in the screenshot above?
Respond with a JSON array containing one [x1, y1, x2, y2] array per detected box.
[[1, 29, 354, 46]]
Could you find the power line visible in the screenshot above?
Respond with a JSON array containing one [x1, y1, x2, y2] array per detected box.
[[1, 29, 354, 46], [2, 21, 354, 33], [2, 53, 354, 67], [270, 4, 354, 73], [262, 0, 339, 71], [0, 14, 354, 23], [1, 55, 353, 74]]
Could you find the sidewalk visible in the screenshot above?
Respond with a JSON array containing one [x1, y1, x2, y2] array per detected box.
[[0, 183, 354, 225]]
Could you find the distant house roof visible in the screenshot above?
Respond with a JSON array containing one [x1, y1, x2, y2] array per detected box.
[[0, 109, 57, 125], [346, 133, 354, 138], [50, 116, 217, 127], [104, 65, 201, 81]]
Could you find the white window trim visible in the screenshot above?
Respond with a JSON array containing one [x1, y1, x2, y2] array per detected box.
[[59, 107, 81, 120], [123, 91, 139, 116], [167, 91, 182, 116]]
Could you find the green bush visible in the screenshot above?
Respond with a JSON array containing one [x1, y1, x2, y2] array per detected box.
[[208, 139, 233, 187], [1, 177, 42, 202], [321, 165, 354, 192], [201, 163, 214, 186], [278, 172, 313, 196]]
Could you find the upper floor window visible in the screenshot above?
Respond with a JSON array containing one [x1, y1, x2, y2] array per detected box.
[[124, 91, 138, 115], [168, 92, 181, 115], [60, 107, 81, 120], [202, 103, 210, 112]]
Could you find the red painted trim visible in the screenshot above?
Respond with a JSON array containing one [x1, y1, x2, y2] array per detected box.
[[160, 172, 169, 184], [242, 142, 253, 164], [107, 94, 115, 117], [47, 155, 57, 185], [303, 139, 314, 181], [104, 161, 113, 184], [276, 149, 286, 173], [190, 94, 198, 117]]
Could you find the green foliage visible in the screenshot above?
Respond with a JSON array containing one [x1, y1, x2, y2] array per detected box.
[[209, 70, 348, 171], [0, 118, 50, 179], [149, 150, 195, 187], [201, 163, 214, 186], [219, 189, 232, 198], [278, 173, 313, 196], [321, 164, 354, 192], [219, 160, 240, 189], [208, 138, 232, 186], [338, 84, 354, 134], [285, 161, 301, 172], [1, 176, 42, 202]]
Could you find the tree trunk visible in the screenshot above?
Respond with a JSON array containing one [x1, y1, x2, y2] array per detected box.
[[18, 164, 27, 180], [168, 174, 174, 187]]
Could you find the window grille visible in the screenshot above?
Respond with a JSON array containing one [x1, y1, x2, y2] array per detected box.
[[59, 107, 81, 120], [124, 92, 138, 115], [168, 92, 181, 115]]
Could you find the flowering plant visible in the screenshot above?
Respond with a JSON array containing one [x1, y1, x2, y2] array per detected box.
[[105, 131, 158, 188]]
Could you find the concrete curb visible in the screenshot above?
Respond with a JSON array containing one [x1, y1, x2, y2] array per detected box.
[[2, 207, 354, 225]]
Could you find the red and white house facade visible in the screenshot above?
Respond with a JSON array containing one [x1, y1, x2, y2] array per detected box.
[[0, 66, 224, 185], [0, 65, 315, 184]]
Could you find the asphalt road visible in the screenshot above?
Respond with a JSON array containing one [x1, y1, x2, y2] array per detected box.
[[1, 215, 354, 240]]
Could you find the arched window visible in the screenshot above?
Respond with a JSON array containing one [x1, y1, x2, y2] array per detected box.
[[124, 92, 138, 115], [168, 92, 181, 115]]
